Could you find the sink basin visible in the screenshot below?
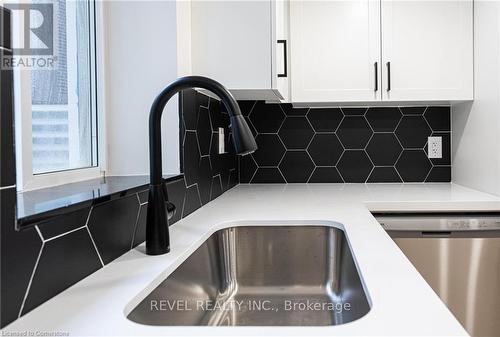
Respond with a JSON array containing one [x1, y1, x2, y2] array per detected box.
[[127, 225, 370, 326]]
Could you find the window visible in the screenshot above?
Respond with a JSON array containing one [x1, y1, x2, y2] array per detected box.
[[12, 0, 102, 190]]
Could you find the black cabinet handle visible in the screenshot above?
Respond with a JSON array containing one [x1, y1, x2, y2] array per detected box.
[[386, 61, 391, 91], [277, 39, 287, 78], [374, 62, 378, 92]]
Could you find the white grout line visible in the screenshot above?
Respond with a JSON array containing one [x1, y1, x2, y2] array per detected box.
[[217, 175, 223, 195], [305, 163, 315, 183], [129, 194, 143, 250], [185, 181, 198, 189], [34, 225, 44, 241], [276, 166, 287, 183], [364, 132, 375, 152], [238, 156, 241, 184], [180, 192, 187, 218], [247, 100, 258, 117], [208, 176, 214, 198], [423, 113, 434, 134], [84, 207, 105, 267], [248, 156, 259, 183], [227, 168, 236, 189], [193, 131, 203, 158], [44, 225, 87, 243], [206, 95, 212, 110], [83, 206, 93, 227], [335, 114, 345, 133], [18, 241, 44, 318], [334, 166, 346, 183], [275, 114, 286, 134], [424, 169, 433, 182], [365, 163, 377, 183], [335, 149, 345, 167], [194, 183, 203, 206], [393, 167, 405, 183], [86, 226, 105, 267], [364, 114, 375, 133]]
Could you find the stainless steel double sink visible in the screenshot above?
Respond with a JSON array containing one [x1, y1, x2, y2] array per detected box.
[[127, 225, 370, 326]]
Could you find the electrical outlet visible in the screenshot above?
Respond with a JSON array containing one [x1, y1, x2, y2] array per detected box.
[[428, 136, 442, 159], [218, 127, 225, 154]]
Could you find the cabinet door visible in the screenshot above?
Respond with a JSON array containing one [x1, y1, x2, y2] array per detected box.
[[272, 0, 290, 101], [191, 1, 272, 91], [381, 0, 473, 101], [290, 0, 381, 102]]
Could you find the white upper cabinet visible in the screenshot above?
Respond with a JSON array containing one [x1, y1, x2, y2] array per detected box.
[[290, 0, 381, 102], [190, 0, 289, 101], [274, 0, 290, 102], [289, 0, 473, 103], [381, 0, 473, 101], [187, 0, 473, 103]]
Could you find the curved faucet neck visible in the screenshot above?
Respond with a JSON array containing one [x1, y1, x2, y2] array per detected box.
[[148, 76, 241, 186]]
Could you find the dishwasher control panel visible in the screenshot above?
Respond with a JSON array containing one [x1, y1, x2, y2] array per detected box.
[[375, 214, 500, 232], [447, 218, 500, 230]]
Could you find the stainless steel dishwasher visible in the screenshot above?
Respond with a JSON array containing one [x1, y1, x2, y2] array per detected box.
[[375, 213, 500, 337]]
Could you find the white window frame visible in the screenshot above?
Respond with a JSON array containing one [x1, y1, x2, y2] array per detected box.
[[12, 0, 107, 191]]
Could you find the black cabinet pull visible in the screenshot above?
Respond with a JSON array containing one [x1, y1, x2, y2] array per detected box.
[[374, 62, 378, 92], [386, 61, 391, 91], [277, 39, 287, 78]]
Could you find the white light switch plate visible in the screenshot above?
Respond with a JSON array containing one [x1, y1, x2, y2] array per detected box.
[[218, 127, 225, 154], [428, 136, 442, 159]]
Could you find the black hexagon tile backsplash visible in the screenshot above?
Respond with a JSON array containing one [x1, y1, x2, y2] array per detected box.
[[2, 89, 241, 327], [337, 116, 373, 149], [366, 107, 402, 132], [88, 194, 140, 264], [366, 133, 402, 166], [22, 228, 103, 316], [424, 107, 451, 132], [309, 167, 344, 183], [2, 94, 452, 328], [396, 115, 432, 148], [307, 108, 343, 132], [396, 150, 433, 182], [240, 103, 450, 183], [308, 134, 343, 166], [279, 151, 315, 183], [253, 134, 286, 166], [196, 106, 212, 156], [280, 103, 309, 116], [367, 167, 402, 183], [279, 117, 315, 150], [252, 167, 286, 183], [249, 101, 285, 133], [337, 150, 374, 183]]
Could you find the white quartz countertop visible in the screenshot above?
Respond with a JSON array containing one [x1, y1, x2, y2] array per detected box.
[[5, 183, 500, 337]]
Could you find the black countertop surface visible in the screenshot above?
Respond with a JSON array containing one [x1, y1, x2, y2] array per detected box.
[[16, 174, 182, 228]]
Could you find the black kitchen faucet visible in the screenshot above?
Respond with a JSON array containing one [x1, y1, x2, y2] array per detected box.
[[146, 76, 257, 255]]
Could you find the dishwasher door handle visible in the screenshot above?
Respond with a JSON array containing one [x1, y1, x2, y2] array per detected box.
[[421, 231, 452, 238]]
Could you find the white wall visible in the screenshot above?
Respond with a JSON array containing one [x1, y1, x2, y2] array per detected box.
[[104, 0, 180, 176], [452, 0, 500, 195], [176, 0, 192, 77]]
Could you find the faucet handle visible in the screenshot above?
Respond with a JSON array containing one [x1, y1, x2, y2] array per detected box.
[[161, 182, 176, 221], [166, 201, 176, 221]]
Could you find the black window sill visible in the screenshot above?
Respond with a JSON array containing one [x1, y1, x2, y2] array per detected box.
[[16, 174, 183, 230]]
